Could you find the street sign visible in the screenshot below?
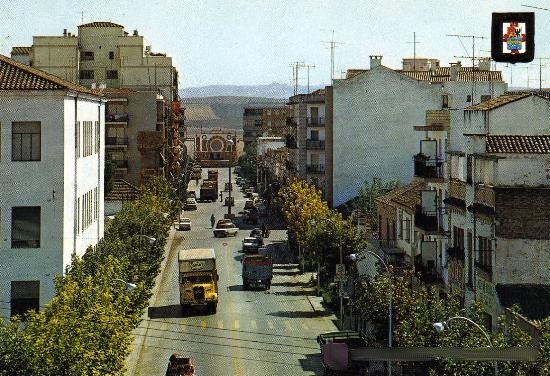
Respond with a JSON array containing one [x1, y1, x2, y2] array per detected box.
[[335, 264, 346, 282]]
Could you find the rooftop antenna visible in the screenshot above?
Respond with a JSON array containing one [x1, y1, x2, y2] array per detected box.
[[534, 57, 550, 91], [521, 4, 550, 12], [305, 64, 316, 93], [407, 32, 421, 70], [322, 29, 344, 83], [447, 34, 487, 104], [291, 61, 306, 95], [521, 66, 531, 88]]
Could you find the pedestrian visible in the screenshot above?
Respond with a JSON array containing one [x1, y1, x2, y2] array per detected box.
[[261, 223, 267, 237], [210, 214, 215, 228], [195, 178, 199, 185], [219, 191, 223, 202]]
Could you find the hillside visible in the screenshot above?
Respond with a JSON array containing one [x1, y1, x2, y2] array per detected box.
[[180, 82, 325, 99], [181, 96, 287, 130]]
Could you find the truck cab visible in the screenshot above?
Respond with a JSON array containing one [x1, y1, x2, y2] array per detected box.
[[178, 248, 219, 314]]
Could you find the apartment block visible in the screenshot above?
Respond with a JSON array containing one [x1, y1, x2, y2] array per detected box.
[[0, 55, 104, 317]]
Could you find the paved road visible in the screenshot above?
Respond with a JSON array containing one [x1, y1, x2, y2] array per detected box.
[[129, 167, 337, 376]]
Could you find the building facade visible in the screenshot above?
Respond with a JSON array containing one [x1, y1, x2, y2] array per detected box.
[[330, 56, 506, 208], [0, 55, 105, 318]]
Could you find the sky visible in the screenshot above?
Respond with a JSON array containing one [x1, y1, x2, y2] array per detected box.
[[1, 0, 549, 88]]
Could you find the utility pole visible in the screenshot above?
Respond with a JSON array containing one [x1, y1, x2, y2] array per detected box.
[[447, 34, 487, 104], [535, 57, 550, 91], [322, 30, 344, 82], [407, 32, 421, 71], [305, 64, 315, 93]]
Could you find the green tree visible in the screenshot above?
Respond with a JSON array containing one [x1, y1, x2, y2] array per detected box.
[[354, 177, 400, 230], [104, 159, 117, 195]]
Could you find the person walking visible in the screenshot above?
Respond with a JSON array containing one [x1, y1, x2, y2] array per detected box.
[[219, 191, 223, 202], [210, 214, 216, 228], [261, 223, 267, 238]]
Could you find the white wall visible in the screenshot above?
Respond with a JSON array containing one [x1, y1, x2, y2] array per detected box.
[[0, 91, 103, 318], [332, 66, 439, 207]]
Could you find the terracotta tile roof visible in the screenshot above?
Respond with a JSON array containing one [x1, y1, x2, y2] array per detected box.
[[11, 46, 32, 55], [79, 22, 124, 28], [397, 68, 503, 83], [486, 135, 550, 153], [345, 69, 368, 79], [0, 54, 102, 96], [465, 93, 531, 111], [105, 179, 139, 201], [376, 179, 426, 211]]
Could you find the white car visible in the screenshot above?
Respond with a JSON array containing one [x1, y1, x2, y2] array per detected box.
[[177, 218, 191, 231], [213, 222, 239, 237], [185, 198, 198, 210]]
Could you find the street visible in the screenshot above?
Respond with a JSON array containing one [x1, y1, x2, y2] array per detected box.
[[129, 167, 338, 376]]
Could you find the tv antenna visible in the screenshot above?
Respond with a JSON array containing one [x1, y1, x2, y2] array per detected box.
[[447, 34, 487, 104], [407, 32, 421, 70], [521, 4, 550, 12], [291, 61, 306, 96], [322, 29, 344, 82], [305, 64, 316, 93]]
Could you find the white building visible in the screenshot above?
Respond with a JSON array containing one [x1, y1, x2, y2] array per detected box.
[[0, 54, 105, 318], [445, 93, 550, 327], [330, 56, 506, 207]]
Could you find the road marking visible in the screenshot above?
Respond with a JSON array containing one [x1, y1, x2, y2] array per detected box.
[[161, 320, 168, 332], [250, 320, 257, 329], [301, 322, 309, 330], [200, 320, 207, 330], [180, 321, 187, 332], [284, 320, 293, 331], [217, 320, 224, 329], [267, 320, 274, 330], [234, 320, 240, 329]]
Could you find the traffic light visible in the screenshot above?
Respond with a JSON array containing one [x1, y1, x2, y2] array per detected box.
[[491, 12, 535, 63]]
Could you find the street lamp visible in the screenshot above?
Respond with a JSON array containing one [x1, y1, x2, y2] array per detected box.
[[364, 250, 392, 376], [227, 138, 234, 217], [433, 316, 497, 375], [111, 278, 137, 290]]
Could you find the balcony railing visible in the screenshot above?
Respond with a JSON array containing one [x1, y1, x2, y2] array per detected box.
[[413, 154, 443, 179], [306, 139, 325, 150], [474, 261, 493, 281], [415, 262, 444, 284], [414, 206, 441, 233], [106, 137, 129, 146], [106, 113, 129, 122], [307, 116, 325, 126], [447, 246, 465, 260], [306, 164, 325, 173]]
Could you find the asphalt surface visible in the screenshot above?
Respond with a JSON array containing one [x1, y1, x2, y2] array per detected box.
[[128, 168, 338, 376]]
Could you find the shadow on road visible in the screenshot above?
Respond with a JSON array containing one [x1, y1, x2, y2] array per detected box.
[[299, 353, 322, 374], [227, 284, 244, 291], [267, 310, 333, 318], [148, 304, 183, 319], [272, 270, 301, 276], [270, 281, 312, 287], [270, 290, 311, 296]]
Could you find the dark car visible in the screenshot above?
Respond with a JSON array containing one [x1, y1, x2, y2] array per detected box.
[[249, 228, 264, 246]]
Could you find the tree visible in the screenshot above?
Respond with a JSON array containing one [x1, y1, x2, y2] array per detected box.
[[354, 177, 400, 230], [104, 159, 117, 195]]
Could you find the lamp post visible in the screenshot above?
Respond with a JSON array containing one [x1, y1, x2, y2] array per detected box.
[[364, 250, 392, 376], [111, 278, 137, 290], [433, 316, 497, 375], [227, 138, 234, 217]]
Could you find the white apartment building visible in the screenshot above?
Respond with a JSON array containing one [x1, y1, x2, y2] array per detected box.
[[330, 56, 507, 208], [0, 55, 105, 318]]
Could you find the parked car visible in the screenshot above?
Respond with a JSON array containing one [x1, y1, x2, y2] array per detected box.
[[186, 191, 197, 199], [242, 236, 262, 253], [213, 221, 239, 237], [224, 196, 235, 206], [249, 228, 264, 246], [243, 209, 259, 225], [177, 218, 191, 231], [185, 198, 198, 210], [244, 187, 254, 198], [244, 199, 255, 210], [166, 353, 195, 376]]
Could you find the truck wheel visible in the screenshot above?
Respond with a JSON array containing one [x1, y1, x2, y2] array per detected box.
[[208, 303, 217, 314], [266, 279, 271, 290], [243, 280, 248, 290]]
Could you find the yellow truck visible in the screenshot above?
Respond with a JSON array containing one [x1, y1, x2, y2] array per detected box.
[[178, 248, 219, 314]]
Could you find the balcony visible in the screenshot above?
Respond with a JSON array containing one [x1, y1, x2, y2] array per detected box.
[[306, 164, 325, 174], [106, 113, 129, 123], [285, 135, 297, 149], [447, 246, 465, 261], [475, 260, 493, 281], [307, 117, 325, 126], [106, 137, 129, 147], [413, 154, 443, 179], [415, 261, 444, 285], [286, 117, 297, 126], [306, 139, 325, 150], [414, 207, 441, 233]]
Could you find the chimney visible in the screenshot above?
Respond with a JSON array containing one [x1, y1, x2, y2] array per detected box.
[[478, 58, 491, 71], [369, 55, 383, 69], [91, 83, 96, 89], [449, 62, 460, 81], [133, 29, 138, 36], [63, 29, 67, 37]]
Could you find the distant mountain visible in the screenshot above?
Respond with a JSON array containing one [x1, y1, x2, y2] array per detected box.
[[180, 82, 325, 99], [181, 96, 288, 130]]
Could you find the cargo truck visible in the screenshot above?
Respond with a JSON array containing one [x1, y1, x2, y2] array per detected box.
[[199, 180, 218, 202], [242, 254, 273, 290], [207, 169, 218, 181], [178, 248, 219, 314]]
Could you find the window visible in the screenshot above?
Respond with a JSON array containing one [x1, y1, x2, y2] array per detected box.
[[79, 70, 94, 80], [466, 94, 472, 103], [106, 70, 118, 79], [95, 121, 100, 153], [75, 121, 80, 157], [81, 121, 94, 157], [404, 218, 411, 242], [11, 281, 39, 317], [453, 226, 464, 251], [442, 94, 449, 108], [11, 207, 40, 248], [108, 51, 114, 60], [466, 155, 473, 184], [481, 95, 491, 102], [12, 122, 41, 161], [81, 51, 94, 61], [478, 236, 493, 270]]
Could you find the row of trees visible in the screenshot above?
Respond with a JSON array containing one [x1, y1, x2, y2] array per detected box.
[[0, 177, 175, 375], [275, 178, 549, 375]]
